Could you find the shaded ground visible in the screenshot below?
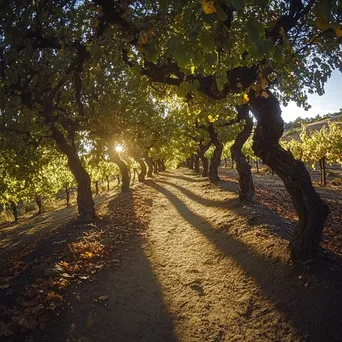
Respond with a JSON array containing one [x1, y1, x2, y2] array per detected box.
[[15, 169, 342, 342], [219, 167, 342, 257], [0, 186, 148, 339], [0, 190, 119, 254]]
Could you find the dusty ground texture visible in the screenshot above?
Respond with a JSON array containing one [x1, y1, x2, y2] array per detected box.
[[15, 168, 341, 342], [219, 167, 342, 257]]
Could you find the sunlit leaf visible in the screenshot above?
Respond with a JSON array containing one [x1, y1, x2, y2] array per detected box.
[[202, 0, 216, 14]]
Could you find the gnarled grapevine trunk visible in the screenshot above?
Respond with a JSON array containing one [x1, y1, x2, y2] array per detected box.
[[198, 141, 211, 177], [231, 105, 255, 201], [52, 128, 95, 221], [194, 154, 200, 173], [108, 149, 130, 192], [157, 159, 164, 172], [127, 146, 147, 182], [68, 156, 95, 221], [160, 159, 166, 171], [250, 90, 329, 262], [207, 124, 223, 183], [319, 157, 327, 186], [65, 186, 70, 207], [35, 195, 44, 215], [255, 159, 260, 173], [145, 155, 154, 177], [137, 160, 147, 181], [188, 155, 194, 170], [201, 157, 209, 177], [153, 161, 158, 174], [106, 176, 110, 191], [9, 200, 18, 222]]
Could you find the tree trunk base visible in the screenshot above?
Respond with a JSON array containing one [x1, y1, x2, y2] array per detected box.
[[207, 124, 223, 183], [236, 162, 254, 201], [201, 169, 208, 177], [121, 184, 130, 192], [77, 184, 95, 222], [250, 89, 329, 262], [209, 172, 220, 183], [200, 157, 209, 177], [231, 105, 254, 202], [194, 154, 200, 173]]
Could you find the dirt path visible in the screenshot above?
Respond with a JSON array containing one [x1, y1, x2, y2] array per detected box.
[[33, 169, 342, 342]]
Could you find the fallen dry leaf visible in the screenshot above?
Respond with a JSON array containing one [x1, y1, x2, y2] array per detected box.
[[0, 187, 152, 339]]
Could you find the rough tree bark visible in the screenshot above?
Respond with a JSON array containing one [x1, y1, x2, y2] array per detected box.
[[161, 159, 166, 171], [188, 155, 194, 170], [153, 161, 158, 174], [126, 144, 147, 182], [319, 157, 327, 186], [9, 200, 18, 222], [250, 89, 329, 262], [230, 105, 255, 201], [106, 176, 110, 191], [51, 127, 95, 221], [207, 124, 223, 183], [132, 162, 144, 182], [194, 154, 200, 173], [145, 155, 154, 177], [108, 149, 130, 192], [157, 159, 163, 172], [35, 195, 44, 215], [65, 186, 70, 207], [137, 160, 147, 181], [95, 181, 99, 195], [197, 141, 211, 177]]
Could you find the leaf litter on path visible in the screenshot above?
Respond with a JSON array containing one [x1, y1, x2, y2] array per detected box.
[[0, 186, 152, 339]]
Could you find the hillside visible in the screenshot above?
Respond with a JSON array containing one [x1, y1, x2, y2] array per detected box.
[[282, 113, 342, 141]]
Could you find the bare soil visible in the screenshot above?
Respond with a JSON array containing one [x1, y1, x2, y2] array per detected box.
[[219, 167, 342, 257], [22, 168, 342, 342]]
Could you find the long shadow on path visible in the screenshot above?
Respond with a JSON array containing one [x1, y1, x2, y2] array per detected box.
[[34, 240, 177, 342], [163, 173, 207, 183], [158, 179, 295, 242], [158, 179, 239, 209], [32, 191, 177, 342], [148, 180, 342, 342]]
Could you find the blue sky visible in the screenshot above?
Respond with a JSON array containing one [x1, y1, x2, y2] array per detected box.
[[281, 70, 342, 123]]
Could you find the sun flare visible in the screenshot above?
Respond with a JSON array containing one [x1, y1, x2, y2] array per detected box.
[[115, 144, 123, 152]]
